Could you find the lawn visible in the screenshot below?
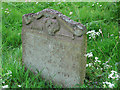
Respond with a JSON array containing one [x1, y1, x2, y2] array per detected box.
[[1, 2, 119, 88]]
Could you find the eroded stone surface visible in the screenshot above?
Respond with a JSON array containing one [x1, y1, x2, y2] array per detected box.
[[22, 9, 87, 88]]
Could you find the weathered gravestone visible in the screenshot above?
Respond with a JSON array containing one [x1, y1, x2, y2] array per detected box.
[[22, 9, 87, 88]]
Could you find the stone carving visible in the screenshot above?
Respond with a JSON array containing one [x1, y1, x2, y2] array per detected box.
[[22, 9, 87, 88], [22, 8, 87, 37], [45, 18, 60, 36]]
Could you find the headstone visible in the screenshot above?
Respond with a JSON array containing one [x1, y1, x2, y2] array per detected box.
[[22, 9, 87, 88]]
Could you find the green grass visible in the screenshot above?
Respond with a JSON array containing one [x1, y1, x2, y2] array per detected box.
[[2, 2, 119, 88]]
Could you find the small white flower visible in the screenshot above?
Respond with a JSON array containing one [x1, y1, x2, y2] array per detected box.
[[100, 68, 103, 70], [18, 33, 20, 35], [89, 37, 91, 39], [108, 83, 114, 88], [87, 30, 100, 39], [1, 7, 3, 9], [92, 4, 94, 6], [103, 81, 114, 88], [100, 5, 102, 7], [103, 84, 107, 88], [95, 57, 98, 60], [18, 85, 21, 87], [85, 52, 93, 58], [97, 3, 99, 4], [108, 70, 120, 80], [2, 85, 8, 88], [69, 12, 73, 15], [111, 70, 117, 73], [86, 63, 93, 67], [86, 64, 88, 67], [103, 81, 110, 84], [111, 34, 114, 36], [36, 2, 38, 4], [2, 81, 5, 84], [95, 60, 101, 63], [89, 63, 93, 67], [7, 70, 12, 74], [105, 60, 109, 64], [96, 32, 100, 36], [99, 29, 102, 33]]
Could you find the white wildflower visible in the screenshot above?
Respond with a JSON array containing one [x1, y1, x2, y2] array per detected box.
[[95, 59, 101, 63], [18, 85, 21, 87], [89, 37, 91, 39], [95, 57, 101, 63], [103, 81, 114, 88], [69, 12, 73, 15], [2, 85, 9, 88], [108, 83, 114, 88], [100, 5, 102, 7], [100, 68, 103, 70], [86, 64, 88, 67], [110, 34, 114, 36], [18, 33, 20, 36], [7, 70, 12, 75], [10, 75, 12, 76], [86, 63, 93, 67], [4, 70, 12, 76], [87, 30, 100, 39], [97, 3, 99, 4], [96, 32, 100, 36], [108, 70, 120, 80], [92, 4, 94, 6], [103, 84, 107, 88], [103, 81, 110, 84], [36, 2, 38, 4], [95, 57, 98, 60], [88, 63, 93, 67], [111, 70, 117, 73], [84, 52, 93, 58], [2, 81, 5, 84], [99, 29, 102, 33]]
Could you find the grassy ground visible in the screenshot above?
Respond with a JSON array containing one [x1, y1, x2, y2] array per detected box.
[[2, 2, 119, 88]]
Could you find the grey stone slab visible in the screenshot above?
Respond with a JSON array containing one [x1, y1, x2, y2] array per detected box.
[[22, 9, 87, 88]]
